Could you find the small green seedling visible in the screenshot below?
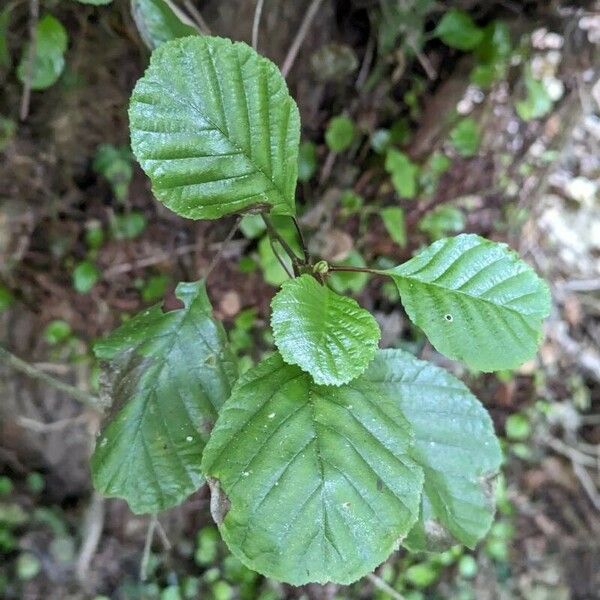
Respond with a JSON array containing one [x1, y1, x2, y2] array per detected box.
[[89, 36, 550, 586]]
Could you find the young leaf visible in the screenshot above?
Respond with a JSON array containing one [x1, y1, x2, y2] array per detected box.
[[434, 9, 484, 51], [385, 149, 419, 199], [201, 353, 424, 585], [129, 36, 300, 219], [325, 115, 355, 153], [0, 6, 11, 69], [516, 73, 553, 121], [297, 141, 317, 182], [271, 275, 380, 385], [91, 280, 238, 514], [381, 234, 550, 371], [380, 206, 407, 248], [362, 349, 502, 550], [418, 205, 465, 241], [17, 15, 68, 91], [449, 118, 480, 157], [131, 0, 198, 50], [329, 249, 369, 295]]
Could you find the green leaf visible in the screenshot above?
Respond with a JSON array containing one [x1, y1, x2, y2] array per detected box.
[[328, 249, 369, 295], [382, 234, 550, 371], [0, 284, 14, 312], [449, 118, 480, 157], [93, 144, 133, 202], [385, 149, 419, 199], [75, 0, 113, 5], [0, 6, 12, 69], [111, 211, 147, 239], [505, 413, 530, 441], [475, 21, 511, 65], [131, 0, 198, 50], [418, 205, 465, 241], [91, 280, 237, 514], [201, 353, 424, 585], [325, 115, 355, 153], [271, 274, 380, 385], [73, 260, 99, 294], [17, 15, 68, 91], [43, 320, 72, 345], [435, 9, 484, 51], [239, 214, 266, 239], [516, 73, 553, 121], [129, 36, 300, 219], [297, 141, 317, 182], [380, 206, 407, 248], [362, 350, 502, 549]]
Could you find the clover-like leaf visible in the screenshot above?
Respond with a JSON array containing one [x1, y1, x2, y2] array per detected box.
[[271, 274, 380, 385], [201, 353, 424, 585], [362, 349, 502, 550], [131, 0, 198, 50], [91, 280, 237, 514], [129, 36, 300, 219], [382, 234, 550, 371]]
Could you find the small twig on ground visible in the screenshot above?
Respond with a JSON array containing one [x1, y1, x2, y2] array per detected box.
[[17, 414, 90, 433], [77, 492, 105, 584], [367, 573, 405, 600], [318, 149, 336, 186], [204, 216, 241, 280], [572, 462, 600, 512], [0, 346, 104, 411], [252, 0, 265, 51], [542, 434, 597, 467], [355, 34, 375, 91], [181, 0, 211, 35], [20, 0, 39, 121], [410, 41, 437, 80], [140, 515, 158, 582], [155, 519, 172, 551], [281, 0, 325, 78]]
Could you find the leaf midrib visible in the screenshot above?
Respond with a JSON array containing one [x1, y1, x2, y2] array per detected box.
[[143, 72, 289, 211]]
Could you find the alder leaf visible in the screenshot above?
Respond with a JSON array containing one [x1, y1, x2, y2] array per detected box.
[[91, 280, 237, 514], [362, 349, 502, 550], [201, 353, 424, 585], [129, 36, 300, 219], [382, 234, 550, 371], [271, 274, 380, 385]]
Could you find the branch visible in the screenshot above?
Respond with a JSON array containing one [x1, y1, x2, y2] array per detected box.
[[281, 0, 325, 78], [252, 0, 265, 51], [204, 216, 241, 280], [181, 0, 211, 35], [0, 346, 104, 411], [328, 265, 380, 275], [261, 214, 303, 265], [20, 0, 39, 121]]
